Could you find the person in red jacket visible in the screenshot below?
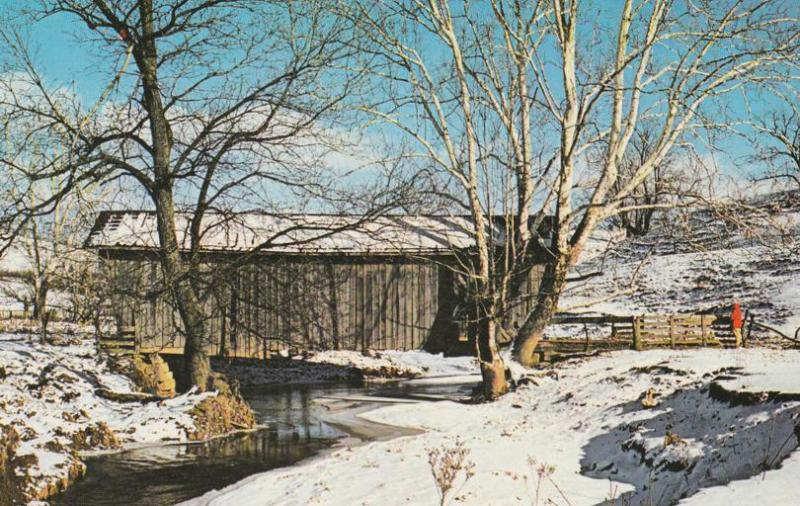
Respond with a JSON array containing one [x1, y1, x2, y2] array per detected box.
[[731, 301, 744, 347]]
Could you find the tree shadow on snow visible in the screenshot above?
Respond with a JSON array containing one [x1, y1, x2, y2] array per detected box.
[[580, 377, 800, 506]]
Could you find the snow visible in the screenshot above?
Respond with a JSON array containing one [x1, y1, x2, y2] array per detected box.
[[679, 451, 800, 505], [216, 350, 479, 387], [712, 357, 800, 395], [86, 211, 483, 255], [308, 350, 478, 377], [0, 333, 215, 498], [181, 348, 800, 506], [560, 208, 800, 338]]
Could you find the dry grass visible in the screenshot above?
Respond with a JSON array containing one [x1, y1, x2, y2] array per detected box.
[[427, 439, 475, 506]]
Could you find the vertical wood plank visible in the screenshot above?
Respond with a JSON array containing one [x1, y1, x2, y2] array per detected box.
[[669, 315, 676, 349], [633, 316, 642, 351]]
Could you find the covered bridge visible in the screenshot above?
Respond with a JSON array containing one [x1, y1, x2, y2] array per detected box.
[[86, 211, 548, 357]]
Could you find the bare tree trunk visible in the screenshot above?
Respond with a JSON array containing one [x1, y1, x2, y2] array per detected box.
[[135, 0, 209, 390], [35, 275, 49, 343], [513, 253, 571, 367], [153, 188, 210, 391], [32, 276, 47, 320], [476, 304, 508, 400]]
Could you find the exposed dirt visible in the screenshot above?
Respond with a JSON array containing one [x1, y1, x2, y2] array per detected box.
[[0, 425, 33, 506], [110, 353, 177, 398], [189, 374, 257, 441], [66, 422, 121, 452]]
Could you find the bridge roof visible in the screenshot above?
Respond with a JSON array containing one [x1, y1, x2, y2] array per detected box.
[[85, 210, 494, 256]]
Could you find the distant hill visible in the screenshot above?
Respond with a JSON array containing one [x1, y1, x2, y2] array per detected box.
[[561, 193, 800, 339]]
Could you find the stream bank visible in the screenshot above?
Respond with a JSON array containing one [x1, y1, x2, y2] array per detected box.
[[51, 380, 474, 505]]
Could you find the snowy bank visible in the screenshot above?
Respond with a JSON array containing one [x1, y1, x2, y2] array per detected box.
[[0, 333, 217, 501], [183, 348, 800, 506], [560, 209, 800, 339], [215, 350, 479, 387]]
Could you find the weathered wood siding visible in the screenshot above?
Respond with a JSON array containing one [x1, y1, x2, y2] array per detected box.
[[106, 254, 546, 357], [505, 264, 548, 331], [110, 258, 442, 356]]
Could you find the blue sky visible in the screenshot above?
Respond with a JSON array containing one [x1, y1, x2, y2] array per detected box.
[[27, 12, 108, 98], [7, 1, 798, 188]]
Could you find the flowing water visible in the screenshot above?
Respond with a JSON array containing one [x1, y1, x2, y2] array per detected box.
[[52, 380, 474, 506]]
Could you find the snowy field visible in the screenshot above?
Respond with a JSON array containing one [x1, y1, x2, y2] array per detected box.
[[183, 348, 800, 506], [0, 333, 215, 500], [560, 209, 800, 338]]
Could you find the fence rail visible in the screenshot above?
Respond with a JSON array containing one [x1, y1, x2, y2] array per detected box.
[[537, 313, 740, 363], [0, 309, 71, 321]]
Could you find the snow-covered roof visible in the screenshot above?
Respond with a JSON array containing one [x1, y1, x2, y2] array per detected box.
[[85, 211, 486, 256]]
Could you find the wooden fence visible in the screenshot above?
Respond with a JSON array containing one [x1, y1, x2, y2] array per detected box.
[[537, 313, 739, 363], [0, 308, 70, 321], [632, 314, 719, 349]]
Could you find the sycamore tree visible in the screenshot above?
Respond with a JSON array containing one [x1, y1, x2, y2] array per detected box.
[[346, 0, 800, 398], [0, 0, 367, 390]]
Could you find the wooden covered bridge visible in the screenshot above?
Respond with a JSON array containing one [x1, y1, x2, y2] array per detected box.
[[86, 211, 548, 357]]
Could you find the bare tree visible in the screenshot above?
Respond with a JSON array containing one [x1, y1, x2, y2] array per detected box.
[[0, 109, 116, 337], [751, 91, 800, 193], [345, 0, 800, 400], [341, 0, 561, 398], [610, 129, 681, 238], [0, 0, 363, 390], [512, 0, 800, 367]]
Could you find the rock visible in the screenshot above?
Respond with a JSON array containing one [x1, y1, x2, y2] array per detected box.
[[0, 425, 30, 505]]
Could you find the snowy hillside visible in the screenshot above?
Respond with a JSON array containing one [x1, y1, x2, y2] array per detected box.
[[561, 203, 800, 338]]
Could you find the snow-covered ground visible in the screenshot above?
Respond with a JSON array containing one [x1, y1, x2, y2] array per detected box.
[[560, 208, 800, 338], [182, 348, 800, 506], [308, 350, 478, 378], [0, 333, 216, 500], [216, 350, 479, 387]]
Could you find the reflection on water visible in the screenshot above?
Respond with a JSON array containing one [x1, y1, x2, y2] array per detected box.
[[52, 381, 475, 506]]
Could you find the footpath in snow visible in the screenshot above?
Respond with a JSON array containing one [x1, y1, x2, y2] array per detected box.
[[183, 348, 800, 506]]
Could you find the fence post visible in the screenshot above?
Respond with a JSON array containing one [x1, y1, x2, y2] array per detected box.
[[633, 316, 642, 351], [701, 315, 708, 347], [745, 312, 755, 348], [669, 315, 676, 349]]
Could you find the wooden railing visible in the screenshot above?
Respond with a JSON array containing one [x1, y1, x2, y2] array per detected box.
[[537, 312, 739, 363], [632, 314, 718, 350], [99, 326, 137, 355]]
